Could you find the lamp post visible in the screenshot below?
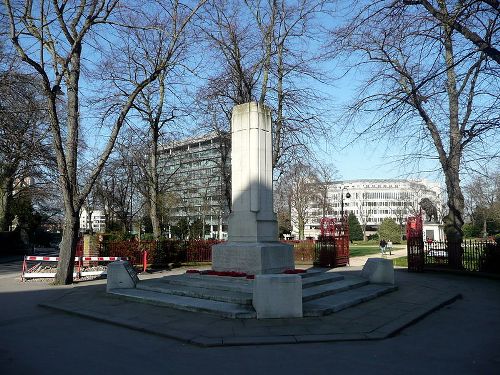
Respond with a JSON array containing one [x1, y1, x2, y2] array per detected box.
[[340, 187, 351, 219]]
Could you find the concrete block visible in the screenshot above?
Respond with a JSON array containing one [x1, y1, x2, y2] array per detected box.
[[212, 241, 294, 275], [106, 261, 139, 292], [361, 258, 395, 284], [252, 274, 303, 319]]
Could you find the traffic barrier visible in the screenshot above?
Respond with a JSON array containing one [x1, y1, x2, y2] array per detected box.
[[79, 256, 127, 277], [21, 255, 128, 281]]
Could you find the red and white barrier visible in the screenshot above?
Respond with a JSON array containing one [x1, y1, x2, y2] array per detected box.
[[79, 257, 127, 277], [21, 256, 128, 281]]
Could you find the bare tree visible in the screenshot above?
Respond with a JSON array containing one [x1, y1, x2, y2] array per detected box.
[[116, 0, 207, 239], [331, 1, 500, 245], [3, 0, 205, 283], [0, 65, 54, 231], [198, 0, 333, 177], [403, 0, 500, 64], [315, 162, 339, 217], [261, 0, 332, 172], [464, 170, 500, 236], [355, 194, 372, 241], [286, 162, 321, 240], [101, 148, 150, 235]]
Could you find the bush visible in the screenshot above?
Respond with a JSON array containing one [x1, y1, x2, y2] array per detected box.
[[105, 231, 135, 241], [463, 223, 482, 238], [140, 233, 155, 240]]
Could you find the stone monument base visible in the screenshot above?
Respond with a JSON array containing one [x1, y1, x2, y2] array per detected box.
[[361, 258, 395, 284], [253, 274, 303, 318], [107, 260, 139, 292], [212, 242, 294, 275], [423, 222, 445, 242]]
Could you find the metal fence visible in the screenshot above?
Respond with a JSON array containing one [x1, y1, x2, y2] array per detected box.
[[99, 239, 220, 267], [282, 240, 316, 263], [423, 240, 500, 274], [98, 239, 322, 268]]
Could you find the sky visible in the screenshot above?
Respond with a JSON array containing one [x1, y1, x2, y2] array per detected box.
[[311, 69, 445, 185], [25, 0, 490, 191]]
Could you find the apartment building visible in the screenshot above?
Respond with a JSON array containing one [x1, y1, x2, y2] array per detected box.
[[79, 208, 106, 233]]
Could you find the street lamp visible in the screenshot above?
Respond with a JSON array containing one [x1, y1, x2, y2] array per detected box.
[[340, 187, 351, 219]]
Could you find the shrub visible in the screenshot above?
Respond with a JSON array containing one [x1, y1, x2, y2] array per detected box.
[[479, 242, 500, 274], [463, 223, 481, 238]]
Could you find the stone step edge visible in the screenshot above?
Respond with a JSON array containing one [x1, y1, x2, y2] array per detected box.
[[301, 274, 345, 289], [137, 283, 253, 305], [303, 285, 398, 317], [158, 275, 253, 293], [109, 288, 256, 319], [302, 278, 370, 302], [138, 276, 362, 305], [158, 272, 344, 293]]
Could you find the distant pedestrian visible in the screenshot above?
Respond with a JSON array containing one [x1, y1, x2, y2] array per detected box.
[[387, 240, 393, 255], [380, 239, 387, 255]]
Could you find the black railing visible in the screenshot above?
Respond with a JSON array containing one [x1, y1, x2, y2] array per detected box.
[[423, 239, 500, 274]]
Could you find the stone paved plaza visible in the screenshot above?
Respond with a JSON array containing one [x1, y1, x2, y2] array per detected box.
[[1, 255, 499, 374]]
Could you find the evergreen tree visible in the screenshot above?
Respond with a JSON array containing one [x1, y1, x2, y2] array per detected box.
[[378, 218, 401, 244], [348, 212, 363, 241]]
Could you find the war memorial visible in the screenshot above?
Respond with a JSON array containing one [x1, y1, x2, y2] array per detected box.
[[105, 102, 399, 320]]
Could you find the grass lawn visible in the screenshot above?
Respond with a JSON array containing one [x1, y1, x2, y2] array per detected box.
[[349, 245, 382, 257], [349, 244, 406, 257], [392, 257, 408, 267]]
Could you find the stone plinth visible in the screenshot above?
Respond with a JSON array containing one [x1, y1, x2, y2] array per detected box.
[[252, 274, 303, 319], [361, 258, 395, 284], [107, 261, 139, 292], [212, 241, 294, 275], [423, 222, 445, 242], [212, 102, 294, 274]]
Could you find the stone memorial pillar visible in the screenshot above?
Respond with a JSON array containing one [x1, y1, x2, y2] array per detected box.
[[212, 102, 294, 274]]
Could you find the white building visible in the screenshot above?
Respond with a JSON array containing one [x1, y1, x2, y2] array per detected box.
[[292, 179, 442, 239], [79, 208, 106, 233]]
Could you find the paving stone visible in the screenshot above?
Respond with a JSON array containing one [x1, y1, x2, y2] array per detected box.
[[40, 268, 462, 347]]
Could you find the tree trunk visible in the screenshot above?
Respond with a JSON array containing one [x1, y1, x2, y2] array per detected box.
[[442, 166, 465, 269], [54, 210, 80, 285], [442, 171, 465, 242], [298, 216, 305, 240], [53, 53, 82, 284], [149, 132, 161, 239], [0, 174, 14, 231], [440, 2, 465, 250]]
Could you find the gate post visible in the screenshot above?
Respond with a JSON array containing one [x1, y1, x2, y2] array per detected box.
[[407, 215, 424, 272]]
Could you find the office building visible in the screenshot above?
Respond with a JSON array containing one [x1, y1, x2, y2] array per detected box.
[[291, 179, 442, 239], [159, 132, 230, 239]]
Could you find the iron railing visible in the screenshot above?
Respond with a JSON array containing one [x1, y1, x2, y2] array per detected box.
[[99, 239, 326, 268], [422, 240, 500, 274]]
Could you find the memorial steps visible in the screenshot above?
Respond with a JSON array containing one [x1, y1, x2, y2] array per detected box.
[[108, 270, 397, 319]]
